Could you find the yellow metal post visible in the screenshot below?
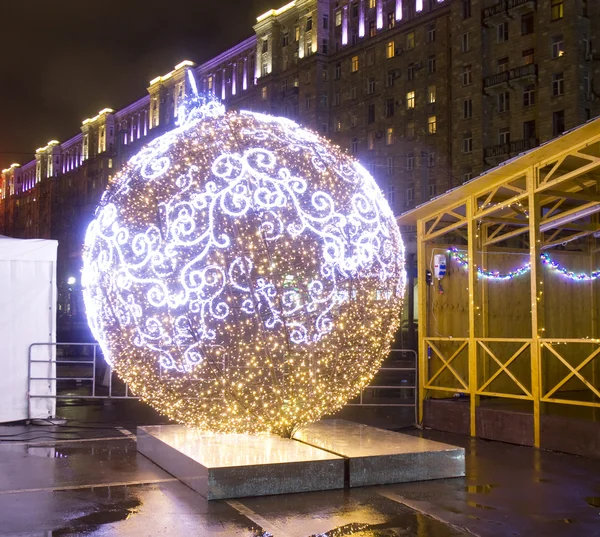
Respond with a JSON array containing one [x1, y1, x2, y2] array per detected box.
[[417, 218, 428, 425], [466, 195, 479, 436], [527, 167, 542, 447]]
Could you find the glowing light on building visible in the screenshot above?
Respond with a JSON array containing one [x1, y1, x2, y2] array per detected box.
[[82, 95, 405, 437], [416, 0, 423, 12], [359, 0, 365, 37], [396, 0, 403, 20], [377, 0, 383, 29], [342, 5, 349, 45]]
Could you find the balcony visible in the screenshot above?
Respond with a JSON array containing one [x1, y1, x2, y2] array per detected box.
[[508, 0, 536, 14], [484, 138, 539, 159], [483, 0, 535, 23], [484, 64, 537, 90]]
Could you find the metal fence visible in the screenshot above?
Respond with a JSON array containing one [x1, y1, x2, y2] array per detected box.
[[29, 343, 417, 420]]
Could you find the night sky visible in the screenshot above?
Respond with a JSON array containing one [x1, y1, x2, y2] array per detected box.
[[0, 0, 277, 170]]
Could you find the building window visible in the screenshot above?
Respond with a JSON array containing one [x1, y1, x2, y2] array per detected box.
[[386, 98, 395, 117], [334, 91, 341, 106], [463, 172, 473, 182], [462, 0, 471, 18], [498, 91, 510, 112], [351, 86, 357, 99], [368, 103, 376, 123], [498, 127, 510, 145], [262, 40, 268, 53], [351, 138, 359, 154], [552, 110, 565, 135], [498, 57, 509, 73], [387, 12, 395, 29], [463, 98, 472, 119], [295, 26, 300, 41], [406, 90, 415, 109], [551, 0, 564, 20], [387, 158, 395, 176], [387, 70, 396, 87], [407, 121, 415, 140], [386, 127, 394, 145], [427, 24, 436, 43], [428, 183, 437, 198], [523, 84, 536, 106], [428, 115, 437, 134], [335, 9, 342, 26], [463, 135, 473, 153], [305, 95, 311, 110], [335, 119, 342, 132], [261, 87, 268, 100], [322, 14, 329, 29], [523, 120, 536, 140], [406, 184, 414, 204], [552, 35, 565, 58], [406, 153, 415, 170], [428, 85, 436, 104], [386, 184, 395, 204], [428, 152, 435, 167], [369, 0, 376, 8], [368, 131, 376, 150], [407, 32, 415, 50], [462, 65, 472, 86], [367, 50, 375, 66], [352, 2, 359, 17], [461, 32, 470, 52], [335, 63, 342, 80], [306, 17, 313, 31], [552, 72, 564, 96], [428, 55, 436, 74], [497, 22, 508, 43], [351, 113, 358, 127], [322, 39, 329, 54], [369, 20, 376, 37], [523, 48, 535, 65], [521, 12, 534, 35], [351, 55, 359, 72], [367, 77, 376, 94], [408, 63, 415, 80], [387, 40, 395, 59]]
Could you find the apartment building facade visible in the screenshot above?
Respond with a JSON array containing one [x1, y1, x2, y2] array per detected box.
[[1, 0, 598, 323]]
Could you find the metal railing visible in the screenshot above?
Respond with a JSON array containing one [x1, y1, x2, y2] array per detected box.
[[28, 343, 417, 421]]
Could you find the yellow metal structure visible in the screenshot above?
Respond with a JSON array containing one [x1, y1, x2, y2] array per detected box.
[[398, 118, 600, 447]]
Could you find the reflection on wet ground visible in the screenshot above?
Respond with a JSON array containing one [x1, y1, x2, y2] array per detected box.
[[1, 415, 600, 537]]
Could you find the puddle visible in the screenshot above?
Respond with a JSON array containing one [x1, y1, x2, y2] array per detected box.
[[307, 515, 464, 536], [467, 501, 496, 511], [465, 484, 498, 494], [50, 497, 141, 536], [585, 497, 600, 508]]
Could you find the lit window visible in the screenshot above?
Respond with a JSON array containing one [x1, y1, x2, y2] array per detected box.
[[497, 57, 509, 73], [261, 87, 268, 100], [351, 55, 359, 72], [498, 127, 510, 145], [551, 0, 563, 20], [552, 35, 564, 58], [386, 127, 394, 145], [108, 158, 113, 169], [368, 131, 375, 150], [406, 121, 415, 139], [335, 119, 342, 132], [387, 12, 395, 29], [369, 0, 376, 8], [523, 48, 535, 65], [386, 41, 395, 59], [428, 115, 437, 134], [427, 85, 436, 104], [406, 91, 415, 109], [369, 21, 376, 37], [407, 32, 415, 50], [335, 10, 342, 26]]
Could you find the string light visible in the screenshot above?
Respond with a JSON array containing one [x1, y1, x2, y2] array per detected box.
[[448, 247, 600, 282], [82, 94, 406, 437]]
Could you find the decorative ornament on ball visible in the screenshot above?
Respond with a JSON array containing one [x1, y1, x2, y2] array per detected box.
[[82, 76, 406, 437]]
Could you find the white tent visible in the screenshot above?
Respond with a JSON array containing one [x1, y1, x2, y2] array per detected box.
[[0, 236, 58, 422]]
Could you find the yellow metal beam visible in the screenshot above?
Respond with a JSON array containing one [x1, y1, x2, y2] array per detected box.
[[417, 219, 428, 425], [467, 195, 478, 437]]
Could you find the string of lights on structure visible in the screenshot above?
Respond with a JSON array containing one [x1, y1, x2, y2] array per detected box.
[[82, 79, 406, 437], [447, 247, 600, 281]]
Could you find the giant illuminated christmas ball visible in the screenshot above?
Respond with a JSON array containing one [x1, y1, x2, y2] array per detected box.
[[82, 97, 405, 436]]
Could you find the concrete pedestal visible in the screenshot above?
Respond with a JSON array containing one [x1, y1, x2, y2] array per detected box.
[[137, 425, 344, 500], [294, 419, 465, 487]]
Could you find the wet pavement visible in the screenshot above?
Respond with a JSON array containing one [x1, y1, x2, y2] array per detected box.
[[1, 404, 599, 536]]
